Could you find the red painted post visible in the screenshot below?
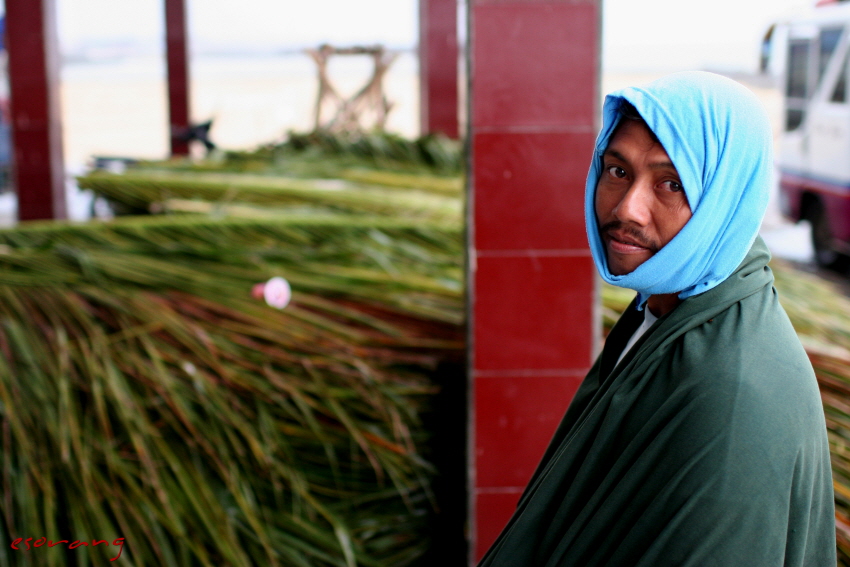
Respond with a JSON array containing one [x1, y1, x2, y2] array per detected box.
[[419, 0, 459, 139], [5, 0, 67, 221], [467, 0, 600, 562], [165, 0, 190, 157]]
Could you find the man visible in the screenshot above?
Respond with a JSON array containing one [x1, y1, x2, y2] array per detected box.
[[478, 72, 836, 566]]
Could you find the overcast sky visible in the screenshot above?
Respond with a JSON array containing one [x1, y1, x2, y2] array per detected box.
[[52, 0, 818, 72]]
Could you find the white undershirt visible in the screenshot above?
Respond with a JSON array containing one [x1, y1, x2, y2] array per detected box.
[[616, 307, 658, 366]]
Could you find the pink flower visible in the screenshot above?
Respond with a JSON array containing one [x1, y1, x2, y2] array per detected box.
[[251, 277, 291, 309]]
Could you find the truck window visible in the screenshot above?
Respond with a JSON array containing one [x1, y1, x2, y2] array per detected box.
[[819, 27, 844, 85], [832, 50, 849, 103], [786, 39, 811, 130], [787, 40, 810, 98]]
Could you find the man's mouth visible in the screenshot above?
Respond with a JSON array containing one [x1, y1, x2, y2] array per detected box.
[[600, 224, 659, 254]]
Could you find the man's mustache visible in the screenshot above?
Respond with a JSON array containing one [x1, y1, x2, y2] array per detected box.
[[599, 221, 661, 254]]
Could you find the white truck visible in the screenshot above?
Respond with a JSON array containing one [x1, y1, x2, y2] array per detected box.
[[774, 0, 850, 266]]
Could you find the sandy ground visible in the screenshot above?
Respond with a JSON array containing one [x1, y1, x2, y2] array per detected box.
[[59, 52, 420, 168]]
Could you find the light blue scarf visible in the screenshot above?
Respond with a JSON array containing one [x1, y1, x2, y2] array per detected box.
[[584, 71, 772, 307]]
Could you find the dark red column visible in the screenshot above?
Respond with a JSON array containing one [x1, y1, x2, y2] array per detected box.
[[165, 0, 190, 157], [467, 0, 600, 562], [6, 0, 66, 221], [419, 0, 459, 139]]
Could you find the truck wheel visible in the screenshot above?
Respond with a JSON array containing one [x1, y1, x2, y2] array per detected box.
[[809, 199, 842, 269]]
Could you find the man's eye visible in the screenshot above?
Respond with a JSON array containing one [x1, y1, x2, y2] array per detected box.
[[606, 166, 627, 178]]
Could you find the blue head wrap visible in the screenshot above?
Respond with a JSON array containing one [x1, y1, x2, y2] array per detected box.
[[585, 71, 772, 307]]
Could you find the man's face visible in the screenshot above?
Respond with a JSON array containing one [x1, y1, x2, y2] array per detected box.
[[595, 119, 692, 275]]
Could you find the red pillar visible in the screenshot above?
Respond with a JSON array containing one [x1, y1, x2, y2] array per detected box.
[[5, 0, 66, 221], [467, 0, 600, 562], [165, 0, 190, 157], [419, 0, 459, 139]]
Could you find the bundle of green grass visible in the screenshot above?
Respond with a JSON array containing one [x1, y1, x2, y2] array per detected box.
[[0, 214, 463, 567], [78, 132, 464, 220], [3, 133, 467, 567]]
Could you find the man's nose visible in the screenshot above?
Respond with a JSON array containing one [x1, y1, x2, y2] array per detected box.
[[612, 179, 652, 226]]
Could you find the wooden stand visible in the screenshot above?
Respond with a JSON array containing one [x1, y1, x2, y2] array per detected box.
[[306, 44, 398, 134]]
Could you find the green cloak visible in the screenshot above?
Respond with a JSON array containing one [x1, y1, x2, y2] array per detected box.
[[479, 238, 836, 566]]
